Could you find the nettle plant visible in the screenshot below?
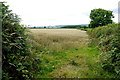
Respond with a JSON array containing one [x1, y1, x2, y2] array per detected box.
[[2, 2, 38, 79]]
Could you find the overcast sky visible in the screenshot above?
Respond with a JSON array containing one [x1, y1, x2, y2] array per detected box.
[[2, 0, 120, 26]]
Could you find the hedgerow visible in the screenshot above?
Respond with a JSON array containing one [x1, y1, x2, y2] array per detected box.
[[87, 23, 120, 77], [2, 2, 40, 79]]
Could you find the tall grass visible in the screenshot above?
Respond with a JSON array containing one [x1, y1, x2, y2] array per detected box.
[[29, 29, 117, 78], [29, 29, 88, 52]]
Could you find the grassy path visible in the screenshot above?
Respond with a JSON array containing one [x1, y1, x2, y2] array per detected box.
[[35, 46, 114, 78], [29, 29, 115, 78], [48, 47, 101, 78]]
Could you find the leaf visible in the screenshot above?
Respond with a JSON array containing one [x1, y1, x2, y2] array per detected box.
[[18, 63, 22, 66]]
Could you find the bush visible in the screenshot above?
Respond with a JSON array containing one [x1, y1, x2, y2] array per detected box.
[[87, 23, 120, 77], [2, 2, 40, 79]]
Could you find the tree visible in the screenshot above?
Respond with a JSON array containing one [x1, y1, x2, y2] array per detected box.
[[89, 8, 114, 28]]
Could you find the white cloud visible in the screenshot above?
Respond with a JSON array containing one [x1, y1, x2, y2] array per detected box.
[[2, 0, 120, 26]]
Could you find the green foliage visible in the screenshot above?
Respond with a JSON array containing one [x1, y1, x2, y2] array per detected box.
[[87, 23, 120, 77], [61, 25, 89, 31], [89, 8, 114, 28], [61, 25, 88, 29], [2, 2, 39, 79]]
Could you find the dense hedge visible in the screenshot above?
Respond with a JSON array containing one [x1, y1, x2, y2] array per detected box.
[[87, 23, 120, 77], [2, 2, 40, 79]]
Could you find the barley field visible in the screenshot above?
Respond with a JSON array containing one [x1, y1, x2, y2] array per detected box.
[[29, 29, 115, 78], [30, 29, 88, 51], [30, 29, 88, 43]]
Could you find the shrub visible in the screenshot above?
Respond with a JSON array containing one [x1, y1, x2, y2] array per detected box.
[[87, 23, 120, 77], [2, 2, 40, 79]]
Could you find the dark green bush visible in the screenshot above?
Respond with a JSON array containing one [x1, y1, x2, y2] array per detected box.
[[87, 23, 120, 77], [2, 2, 40, 79]]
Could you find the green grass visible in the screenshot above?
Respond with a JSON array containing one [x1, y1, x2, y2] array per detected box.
[[29, 29, 117, 78], [33, 46, 115, 78]]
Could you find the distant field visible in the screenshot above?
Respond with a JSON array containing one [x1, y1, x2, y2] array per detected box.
[[30, 29, 87, 37], [30, 29, 88, 51]]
